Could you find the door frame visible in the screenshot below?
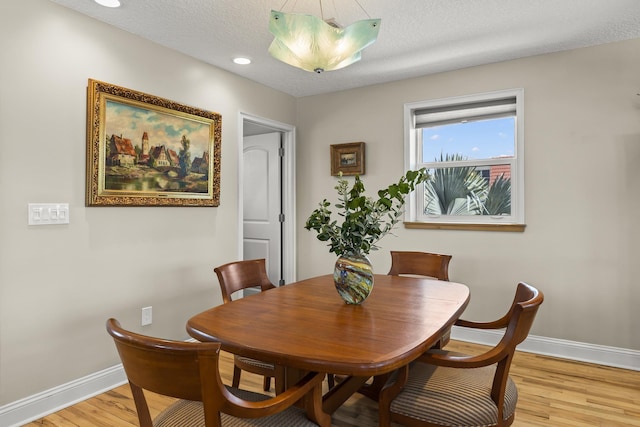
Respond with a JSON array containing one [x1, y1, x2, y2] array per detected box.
[[238, 112, 297, 284]]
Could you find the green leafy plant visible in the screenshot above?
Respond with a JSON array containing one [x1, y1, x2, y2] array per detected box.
[[305, 169, 429, 257]]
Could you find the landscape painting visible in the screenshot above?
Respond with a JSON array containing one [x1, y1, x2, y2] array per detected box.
[[86, 79, 221, 206]]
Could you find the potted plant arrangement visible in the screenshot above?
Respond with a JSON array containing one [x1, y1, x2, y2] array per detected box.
[[305, 168, 428, 304]]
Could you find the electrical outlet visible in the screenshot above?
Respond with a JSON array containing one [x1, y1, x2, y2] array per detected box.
[[141, 306, 152, 326]]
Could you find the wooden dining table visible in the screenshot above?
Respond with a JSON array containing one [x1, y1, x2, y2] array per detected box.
[[187, 273, 470, 424]]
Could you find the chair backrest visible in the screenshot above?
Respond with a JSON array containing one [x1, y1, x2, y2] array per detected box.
[[495, 282, 544, 352], [480, 283, 543, 415], [388, 250, 452, 280], [106, 318, 226, 426], [214, 259, 276, 303]]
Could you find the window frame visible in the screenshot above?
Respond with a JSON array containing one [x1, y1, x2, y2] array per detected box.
[[404, 89, 525, 231]]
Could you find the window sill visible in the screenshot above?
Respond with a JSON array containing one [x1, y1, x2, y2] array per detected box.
[[404, 222, 526, 232]]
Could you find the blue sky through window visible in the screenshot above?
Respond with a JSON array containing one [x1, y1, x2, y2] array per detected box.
[[422, 117, 515, 162]]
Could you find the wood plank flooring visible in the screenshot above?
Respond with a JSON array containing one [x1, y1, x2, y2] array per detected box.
[[24, 340, 640, 426]]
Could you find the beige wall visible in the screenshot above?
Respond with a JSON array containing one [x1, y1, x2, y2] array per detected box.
[[0, 0, 296, 405], [2, 0, 640, 411], [296, 38, 640, 351]]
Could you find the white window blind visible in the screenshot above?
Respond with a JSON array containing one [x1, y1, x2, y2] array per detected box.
[[414, 96, 517, 128]]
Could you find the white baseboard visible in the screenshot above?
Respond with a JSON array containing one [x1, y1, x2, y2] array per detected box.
[[0, 364, 126, 427], [1, 332, 638, 426], [451, 326, 640, 371]]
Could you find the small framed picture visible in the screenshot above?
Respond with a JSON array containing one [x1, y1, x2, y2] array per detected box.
[[330, 142, 365, 176]]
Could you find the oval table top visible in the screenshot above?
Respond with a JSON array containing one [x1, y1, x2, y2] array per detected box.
[[187, 274, 470, 377]]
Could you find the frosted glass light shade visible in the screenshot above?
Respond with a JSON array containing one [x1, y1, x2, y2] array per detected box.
[[268, 10, 381, 73]]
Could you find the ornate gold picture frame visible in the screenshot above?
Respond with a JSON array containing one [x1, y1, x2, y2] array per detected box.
[[330, 142, 365, 176], [86, 79, 221, 207]]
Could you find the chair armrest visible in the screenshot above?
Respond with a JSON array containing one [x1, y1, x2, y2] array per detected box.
[[456, 284, 533, 330], [455, 317, 509, 329], [416, 348, 506, 369], [220, 371, 325, 417]]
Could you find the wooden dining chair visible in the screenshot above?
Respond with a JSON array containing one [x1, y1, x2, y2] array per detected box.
[[214, 259, 284, 394], [106, 318, 328, 427], [388, 250, 453, 348], [378, 282, 544, 427]]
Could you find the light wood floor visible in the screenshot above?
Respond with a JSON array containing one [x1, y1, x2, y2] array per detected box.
[[25, 340, 640, 426]]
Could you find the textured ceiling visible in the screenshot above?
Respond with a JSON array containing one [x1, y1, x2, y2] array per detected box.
[[49, 0, 640, 98]]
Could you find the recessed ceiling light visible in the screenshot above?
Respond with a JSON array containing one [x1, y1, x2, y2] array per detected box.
[[95, 0, 121, 7], [233, 57, 251, 65]]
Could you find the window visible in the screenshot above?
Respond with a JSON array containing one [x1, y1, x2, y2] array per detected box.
[[404, 89, 525, 230]]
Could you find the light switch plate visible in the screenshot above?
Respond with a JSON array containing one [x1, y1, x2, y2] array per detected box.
[[28, 203, 70, 225]]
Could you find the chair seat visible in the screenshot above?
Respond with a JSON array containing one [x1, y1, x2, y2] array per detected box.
[[154, 387, 319, 427], [235, 355, 275, 371], [390, 356, 518, 427]]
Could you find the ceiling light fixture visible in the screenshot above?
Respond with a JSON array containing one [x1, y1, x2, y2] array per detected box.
[[233, 57, 252, 65], [268, 0, 380, 74], [94, 0, 121, 7]]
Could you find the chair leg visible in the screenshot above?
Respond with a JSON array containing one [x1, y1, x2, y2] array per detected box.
[[327, 374, 335, 389], [232, 365, 242, 388], [433, 330, 451, 349], [358, 373, 390, 401], [274, 365, 286, 395], [263, 375, 271, 391]]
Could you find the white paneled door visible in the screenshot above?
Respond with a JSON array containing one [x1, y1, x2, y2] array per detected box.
[[243, 133, 282, 286]]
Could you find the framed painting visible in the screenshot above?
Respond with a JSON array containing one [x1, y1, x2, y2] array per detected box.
[[330, 142, 365, 176], [86, 79, 221, 206]]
